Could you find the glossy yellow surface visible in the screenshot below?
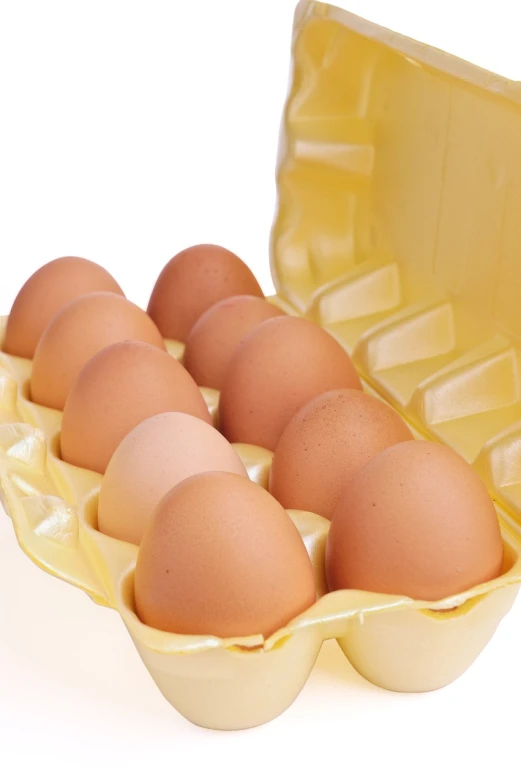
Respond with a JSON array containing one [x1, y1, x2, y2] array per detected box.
[[272, 1, 521, 511], [3, 0, 521, 729], [1, 303, 520, 728]]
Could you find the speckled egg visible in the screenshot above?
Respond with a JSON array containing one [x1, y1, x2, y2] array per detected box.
[[183, 295, 284, 389], [326, 441, 504, 601], [147, 244, 264, 341], [30, 292, 164, 410], [60, 342, 211, 474], [270, 389, 413, 520], [4, 256, 124, 359], [135, 471, 317, 638], [219, 316, 362, 451]]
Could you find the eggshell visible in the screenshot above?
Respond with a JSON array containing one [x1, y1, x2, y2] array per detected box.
[[60, 342, 211, 475], [3, 256, 124, 359], [269, 389, 413, 520], [30, 292, 165, 410], [134, 471, 317, 638], [326, 440, 504, 601], [147, 244, 264, 341], [219, 316, 362, 451], [183, 295, 284, 389], [98, 412, 248, 545]]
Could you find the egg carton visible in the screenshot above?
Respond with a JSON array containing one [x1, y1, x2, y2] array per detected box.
[[3, 0, 521, 731]]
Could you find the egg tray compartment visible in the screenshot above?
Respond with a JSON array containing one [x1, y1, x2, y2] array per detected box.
[[1, 312, 521, 732]]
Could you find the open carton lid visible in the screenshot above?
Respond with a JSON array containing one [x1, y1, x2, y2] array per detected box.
[[271, 0, 521, 532]]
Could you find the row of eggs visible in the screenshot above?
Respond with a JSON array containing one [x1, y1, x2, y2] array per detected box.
[[2, 247, 504, 639]]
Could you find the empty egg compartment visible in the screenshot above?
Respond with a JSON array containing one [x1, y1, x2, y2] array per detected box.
[[2, 0, 521, 731]]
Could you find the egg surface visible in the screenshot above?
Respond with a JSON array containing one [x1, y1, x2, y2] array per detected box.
[[219, 316, 362, 451], [270, 389, 413, 519], [60, 342, 211, 474], [98, 412, 247, 545], [147, 244, 263, 341], [30, 292, 164, 410], [134, 471, 316, 638], [326, 441, 504, 601], [183, 295, 284, 389], [4, 256, 124, 359]]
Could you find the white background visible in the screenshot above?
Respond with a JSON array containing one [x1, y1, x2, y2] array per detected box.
[[1, 2, 520, 782]]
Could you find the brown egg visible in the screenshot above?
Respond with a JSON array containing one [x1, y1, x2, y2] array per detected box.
[[269, 389, 413, 520], [326, 441, 504, 601], [135, 471, 316, 638], [60, 342, 211, 475], [147, 244, 263, 341], [30, 292, 165, 410], [98, 412, 248, 545], [3, 256, 124, 359], [219, 316, 362, 451], [183, 295, 284, 389]]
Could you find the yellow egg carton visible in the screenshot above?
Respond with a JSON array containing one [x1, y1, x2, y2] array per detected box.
[[3, 0, 521, 731]]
